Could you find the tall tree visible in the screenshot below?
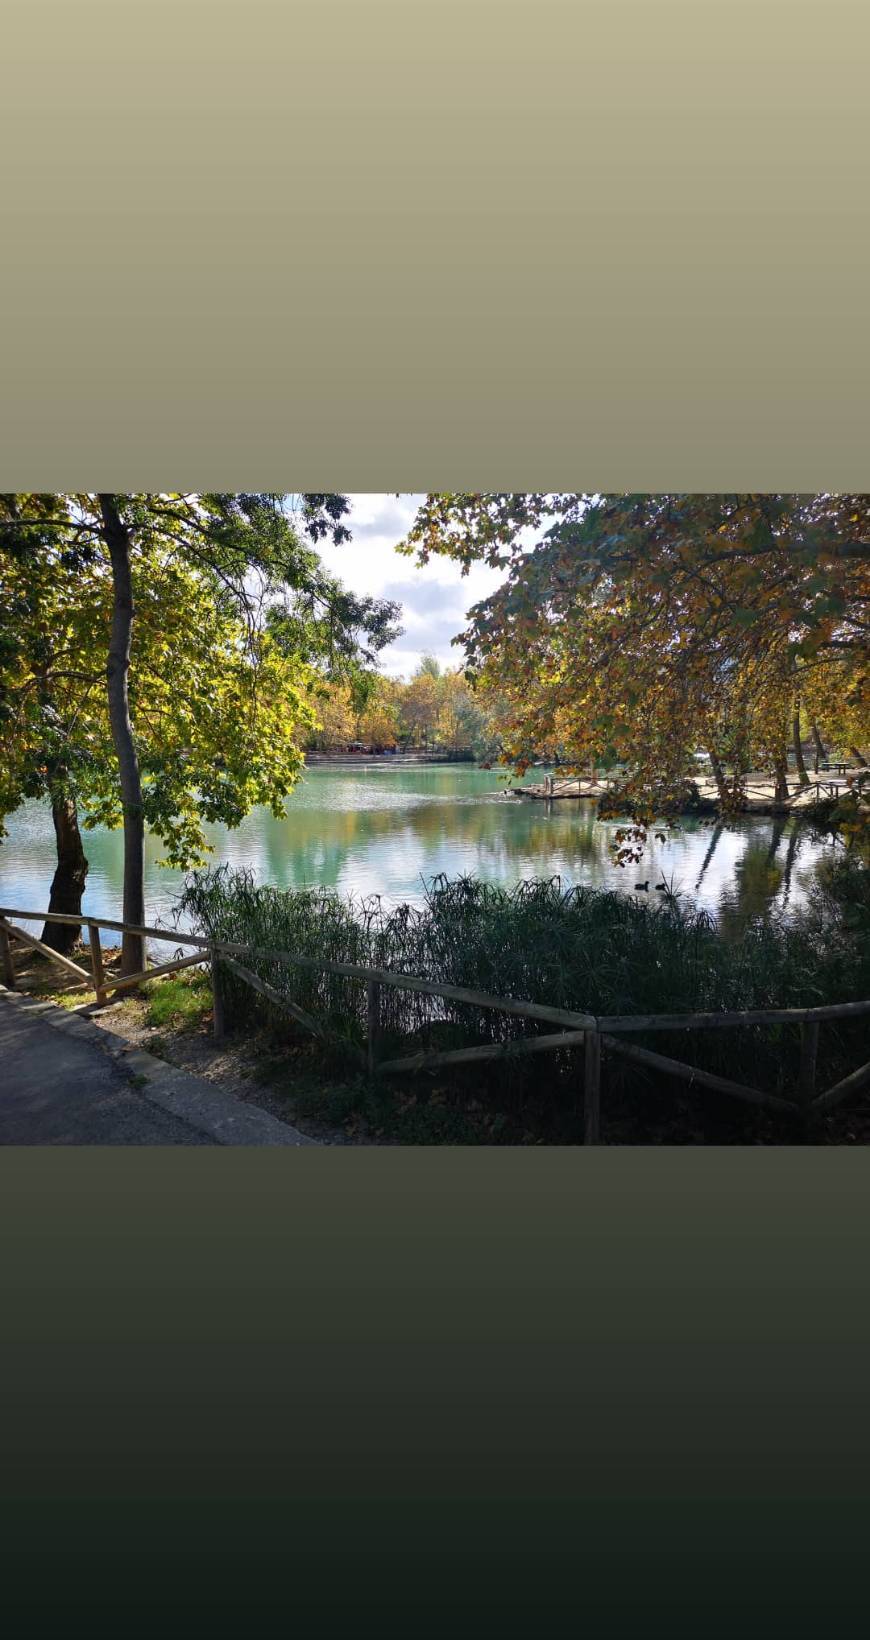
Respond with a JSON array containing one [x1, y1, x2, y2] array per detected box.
[[400, 661, 442, 750], [1, 494, 401, 971], [356, 675, 401, 749], [99, 495, 145, 968], [0, 495, 104, 950]]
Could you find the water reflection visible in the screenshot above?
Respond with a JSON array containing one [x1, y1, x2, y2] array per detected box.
[[0, 763, 838, 934]]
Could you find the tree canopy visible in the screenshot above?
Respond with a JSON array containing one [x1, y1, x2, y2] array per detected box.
[[0, 493, 401, 959], [399, 493, 870, 854]]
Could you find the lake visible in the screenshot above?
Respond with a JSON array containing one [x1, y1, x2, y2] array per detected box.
[[0, 761, 837, 937]]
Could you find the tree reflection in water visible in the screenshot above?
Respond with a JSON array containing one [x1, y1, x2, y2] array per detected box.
[[0, 764, 839, 937]]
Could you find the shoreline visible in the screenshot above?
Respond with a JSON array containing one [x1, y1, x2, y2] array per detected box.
[[304, 750, 477, 767]]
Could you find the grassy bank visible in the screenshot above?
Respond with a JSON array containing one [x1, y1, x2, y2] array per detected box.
[[176, 861, 870, 1139]]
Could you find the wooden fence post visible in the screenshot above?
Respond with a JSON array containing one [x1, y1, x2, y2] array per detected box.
[[798, 1020, 819, 1139], [584, 1030, 601, 1144], [367, 979, 381, 1076], [211, 947, 225, 1041], [88, 922, 107, 1006], [0, 921, 15, 989]]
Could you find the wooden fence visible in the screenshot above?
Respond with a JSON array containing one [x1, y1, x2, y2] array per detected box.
[[2, 905, 869, 1142]]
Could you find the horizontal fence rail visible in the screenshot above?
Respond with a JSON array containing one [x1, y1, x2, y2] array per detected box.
[[2, 906, 869, 1141]]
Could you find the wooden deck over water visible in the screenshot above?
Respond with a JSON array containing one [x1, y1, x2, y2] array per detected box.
[[511, 769, 865, 816]]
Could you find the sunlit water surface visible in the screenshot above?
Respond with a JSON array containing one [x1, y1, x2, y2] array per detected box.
[[0, 763, 837, 940]]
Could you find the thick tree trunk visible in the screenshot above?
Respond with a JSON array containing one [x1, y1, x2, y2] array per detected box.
[[99, 494, 145, 976], [41, 788, 89, 954], [706, 745, 729, 805], [772, 748, 790, 807], [792, 705, 810, 787], [850, 746, 868, 768], [35, 656, 89, 952], [810, 721, 826, 774]]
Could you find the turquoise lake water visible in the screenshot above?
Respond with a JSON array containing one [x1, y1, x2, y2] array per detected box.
[[0, 762, 836, 936]]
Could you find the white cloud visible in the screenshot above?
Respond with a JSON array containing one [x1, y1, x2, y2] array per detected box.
[[313, 493, 505, 677]]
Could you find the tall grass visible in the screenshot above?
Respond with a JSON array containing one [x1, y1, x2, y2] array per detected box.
[[177, 863, 869, 1112]]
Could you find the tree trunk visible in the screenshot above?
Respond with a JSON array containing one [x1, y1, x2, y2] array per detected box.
[[99, 494, 145, 976], [850, 746, 868, 768], [792, 705, 810, 787], [41, 787, 89, 954], [706, 746, 729, 805], [773, 748, 790, 807], [810, 721, 826, 774]]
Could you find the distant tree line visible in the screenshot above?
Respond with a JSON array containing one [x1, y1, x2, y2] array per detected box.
[[305, 655, 512, 759]]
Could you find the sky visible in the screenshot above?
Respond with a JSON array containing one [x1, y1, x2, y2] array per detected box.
[[312, 494, 506, 678]]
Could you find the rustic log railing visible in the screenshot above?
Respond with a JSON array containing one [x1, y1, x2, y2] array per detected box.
[[2, 905, 869, 1142]]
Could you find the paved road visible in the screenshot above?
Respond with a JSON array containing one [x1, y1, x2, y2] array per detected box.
[[0, 993, 315, 1145], [0, 997, 215, 1144]]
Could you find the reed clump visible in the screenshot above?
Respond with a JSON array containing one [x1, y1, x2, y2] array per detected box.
[[177, 862, 869, 1116]]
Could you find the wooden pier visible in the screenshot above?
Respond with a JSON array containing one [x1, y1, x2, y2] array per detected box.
[[513, 769, 866, 817]]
